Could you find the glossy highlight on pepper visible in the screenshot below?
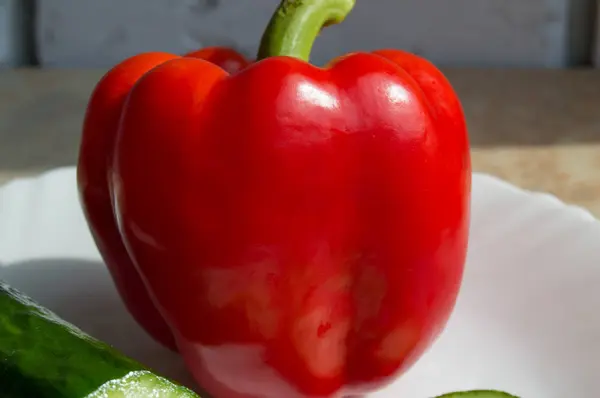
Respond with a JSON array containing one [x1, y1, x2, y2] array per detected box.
[[78, 1, 471, 397]]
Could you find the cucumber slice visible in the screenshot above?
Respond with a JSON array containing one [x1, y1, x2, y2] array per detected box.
[[88, 370, 199, 397], [0, 280, 200, 398], [435, 391, 519, 397]]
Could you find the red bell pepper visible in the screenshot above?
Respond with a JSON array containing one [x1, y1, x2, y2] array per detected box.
[[78, 0, 470, 397], [78, 46, 250, 351]]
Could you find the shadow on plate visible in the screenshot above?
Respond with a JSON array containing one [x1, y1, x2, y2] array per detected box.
[[0, 258, 195, 388]]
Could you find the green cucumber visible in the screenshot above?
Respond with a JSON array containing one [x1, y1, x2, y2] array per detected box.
[[0, 280, 200, 398], [435, 391, 519, 397]]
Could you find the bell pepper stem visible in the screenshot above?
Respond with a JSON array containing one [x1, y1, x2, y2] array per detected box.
[[257, 0, 356, 62]]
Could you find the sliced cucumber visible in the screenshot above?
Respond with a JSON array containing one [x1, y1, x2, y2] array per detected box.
[[88, 370, 199, 397], [435, 391, 519, 397], [0, 280, 201, 398]]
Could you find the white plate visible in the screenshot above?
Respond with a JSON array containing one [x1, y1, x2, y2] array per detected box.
[[1, 166, 599, 398]]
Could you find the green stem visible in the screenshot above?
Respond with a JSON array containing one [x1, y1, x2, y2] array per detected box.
[[257, 0, 356, 62]]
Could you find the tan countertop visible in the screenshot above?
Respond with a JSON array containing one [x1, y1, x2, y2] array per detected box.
[[1, 68, 599, 216]]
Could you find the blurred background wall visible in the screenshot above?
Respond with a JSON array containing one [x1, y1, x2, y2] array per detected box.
[[1, 0, 600, 69]]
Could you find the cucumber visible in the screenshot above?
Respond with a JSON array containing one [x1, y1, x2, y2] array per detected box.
[[0, 280, 200, 398], [435, 391, 519, 397]]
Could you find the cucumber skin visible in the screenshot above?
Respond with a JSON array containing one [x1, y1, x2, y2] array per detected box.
[[435, 391, 520, 397], [0, 280, 191, 397]]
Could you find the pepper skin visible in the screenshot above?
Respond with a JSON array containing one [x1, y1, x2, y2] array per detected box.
[[185, 47, 250, 75], [77, 47, 250, 351], [79, 1, 470, 397]]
